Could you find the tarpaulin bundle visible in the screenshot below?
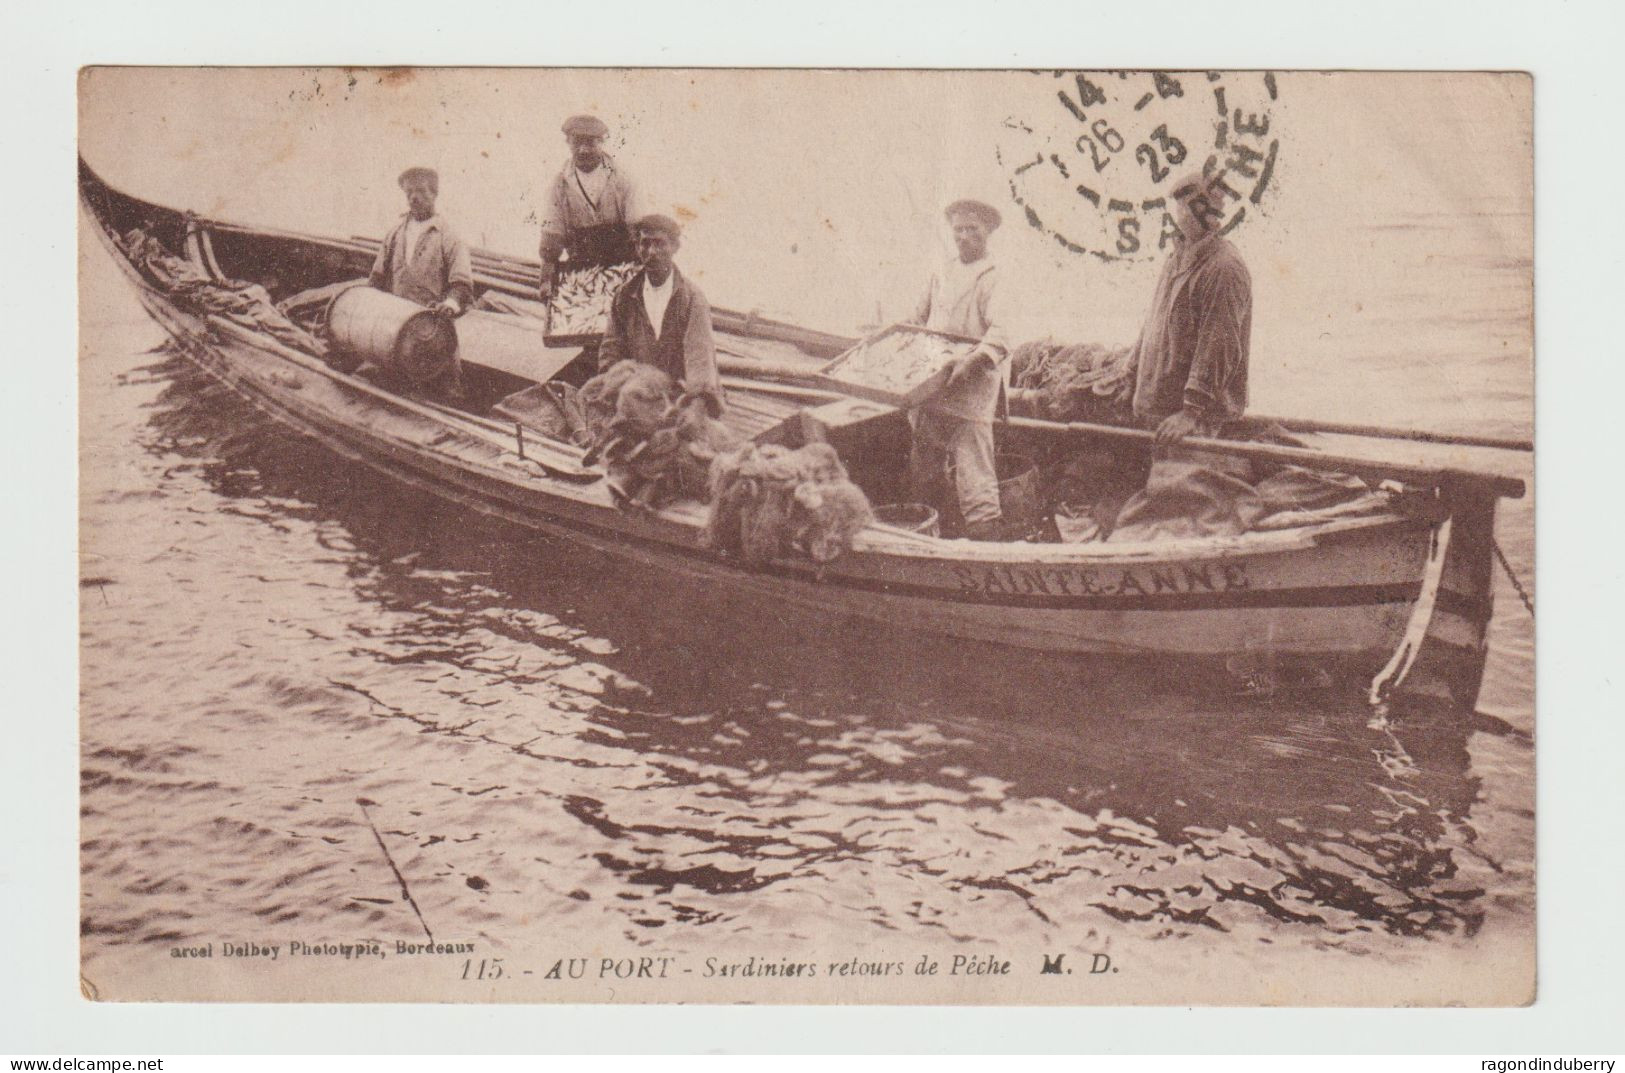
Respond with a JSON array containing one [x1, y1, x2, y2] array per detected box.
[[580, 360, 742, 510], [1008, 339, 1137, 425], [119, 228, 327, 356], [705, 443, 874, 564], [1107, 419, 1390, 543]]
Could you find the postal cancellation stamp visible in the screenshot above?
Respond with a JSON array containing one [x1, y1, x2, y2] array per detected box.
[[996, 70, 1281, 261]]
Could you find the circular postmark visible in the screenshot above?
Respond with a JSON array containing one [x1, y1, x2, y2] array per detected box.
[[994, 71, 1281, 261]]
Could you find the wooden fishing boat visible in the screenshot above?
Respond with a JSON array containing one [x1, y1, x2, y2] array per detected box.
[[79, 159, 1526, 708]]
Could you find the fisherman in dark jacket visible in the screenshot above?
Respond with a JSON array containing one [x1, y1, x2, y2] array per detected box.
[[598, 214, 724, 416], [1129, 168, 1253, 445], [1109, 167, 1260, 541]]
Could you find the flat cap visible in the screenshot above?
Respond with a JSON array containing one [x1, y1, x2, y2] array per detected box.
[[561, 114, 609, 138], [633, 213, 682, 240], [944, 198, 1001, 231], [397, 166, 439, 191]]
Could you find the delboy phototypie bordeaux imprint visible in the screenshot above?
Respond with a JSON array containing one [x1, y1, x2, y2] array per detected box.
[[997, 71, 1279, 260], [78, 68, 1531, 1007]]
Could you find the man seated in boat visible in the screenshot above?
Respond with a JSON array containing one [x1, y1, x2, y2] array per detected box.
[[367, 167, 473, 318], [906, 198, 1010, 541], [598, 214, 723, 416], [537, 114, 643, 299]]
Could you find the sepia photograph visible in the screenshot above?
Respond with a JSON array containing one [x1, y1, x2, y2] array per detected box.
[[76, 66, 1534, 1006]]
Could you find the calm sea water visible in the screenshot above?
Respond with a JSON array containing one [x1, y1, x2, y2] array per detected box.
[[78, 210, 1533, 992]]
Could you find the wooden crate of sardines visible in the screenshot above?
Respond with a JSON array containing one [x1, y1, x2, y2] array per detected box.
[[543, 261, 639, 345], [816, 322, 984, 408]]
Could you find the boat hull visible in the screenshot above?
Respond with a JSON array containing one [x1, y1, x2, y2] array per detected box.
[[81, 172, 1496, 702]]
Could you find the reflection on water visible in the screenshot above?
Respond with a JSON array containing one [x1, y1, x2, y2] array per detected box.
[[80, 350, 1534, 967]]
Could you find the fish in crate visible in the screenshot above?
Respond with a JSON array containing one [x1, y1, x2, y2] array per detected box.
[[816, 324, 982, 407], [545, 262, 639, 342]]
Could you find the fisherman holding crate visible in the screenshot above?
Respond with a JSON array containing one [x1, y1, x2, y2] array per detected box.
[[906, 199, 1010, 540], [536, 114, 643, 299]]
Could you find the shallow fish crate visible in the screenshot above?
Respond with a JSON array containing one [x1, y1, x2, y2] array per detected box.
[[816, 322, 982, 408], [543, 260, 639, 346]]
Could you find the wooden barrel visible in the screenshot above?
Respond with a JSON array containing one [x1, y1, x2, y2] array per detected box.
[[326, 285, 457, 386]]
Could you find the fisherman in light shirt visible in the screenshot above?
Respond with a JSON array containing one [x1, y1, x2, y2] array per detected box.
[[368, 166, 472, 316], [906, 199, 1011, 540]]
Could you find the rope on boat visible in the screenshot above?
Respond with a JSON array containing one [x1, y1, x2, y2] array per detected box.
[[1368, 516, 1454, 708], [1492, 536, 1535, 617]]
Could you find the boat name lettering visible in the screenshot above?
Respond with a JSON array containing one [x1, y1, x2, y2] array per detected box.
[[950, 562, 1250, 597]]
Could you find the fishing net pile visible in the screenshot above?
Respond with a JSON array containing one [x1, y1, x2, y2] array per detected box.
[[705, 442, 874, 564], [570, 362, 874, 562], [1007, 339, 1137, 425], [119, 228, 327, 356], [579, 361, 741, 510]]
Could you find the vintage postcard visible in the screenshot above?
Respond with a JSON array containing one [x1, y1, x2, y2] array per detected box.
[[77, 67, 1533, 1005]]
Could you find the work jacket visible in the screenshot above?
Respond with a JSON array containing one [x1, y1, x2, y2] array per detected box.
[[599, 266, 723, 412], [910, 256, 1009, 422], [1130, 234, 1252, 422], [368, 214, 474, 309]]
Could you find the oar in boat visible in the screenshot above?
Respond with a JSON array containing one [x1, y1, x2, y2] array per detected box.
[[713, 355, 1523, 498], [716, 354, 1532, 453], [1000, 415, 1525, 499], [1241, 414, 1531, 453]]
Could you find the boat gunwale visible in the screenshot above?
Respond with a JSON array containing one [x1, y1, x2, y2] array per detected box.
[[81, 169, 1435, 573], [199, 301, 1430, 569]]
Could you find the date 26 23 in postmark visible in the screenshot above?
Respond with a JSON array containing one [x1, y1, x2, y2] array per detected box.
[[995, 71, 1280, 261]]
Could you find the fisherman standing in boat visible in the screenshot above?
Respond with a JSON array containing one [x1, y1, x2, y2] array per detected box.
[[365, 166, 474, 399], [537, 114, 643, 299], [1108, 167, 1256, 542], [367, 167, 474, 317], [1129, 167, 1252, 445], [598, 214, 723, 415], [906, 199, 1010, 540]]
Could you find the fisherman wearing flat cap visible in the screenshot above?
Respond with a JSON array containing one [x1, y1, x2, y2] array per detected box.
[[536, 114, 644, 299], [905, 198, 1011, 540], [368, 166, 473, 317], [598, 214, 723, 415]]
